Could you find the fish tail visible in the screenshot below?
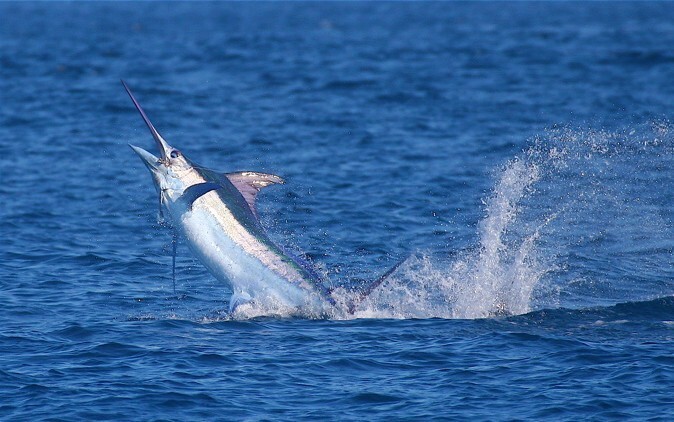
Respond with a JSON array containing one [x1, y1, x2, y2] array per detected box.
[[346, 256, 408, 314]]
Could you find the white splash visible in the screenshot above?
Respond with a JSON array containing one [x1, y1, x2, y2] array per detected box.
[[349, 155, 554, 319]]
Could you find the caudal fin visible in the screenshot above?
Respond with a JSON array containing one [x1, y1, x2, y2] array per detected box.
[[347, 257, 409, 314]]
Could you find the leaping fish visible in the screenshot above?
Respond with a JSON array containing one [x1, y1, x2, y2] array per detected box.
[[124, 81, 398, 316]]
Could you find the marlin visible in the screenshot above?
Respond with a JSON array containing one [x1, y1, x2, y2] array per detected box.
[[125, 81, 404, 316]]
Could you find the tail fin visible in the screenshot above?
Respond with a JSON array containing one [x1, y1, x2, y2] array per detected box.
[[347, 257, 408, 314]]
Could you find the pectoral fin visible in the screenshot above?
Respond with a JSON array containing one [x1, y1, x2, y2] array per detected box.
[[178, 182, 221, 209]]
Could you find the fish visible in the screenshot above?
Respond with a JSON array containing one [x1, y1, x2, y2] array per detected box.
[[124, 81, 367, 317]]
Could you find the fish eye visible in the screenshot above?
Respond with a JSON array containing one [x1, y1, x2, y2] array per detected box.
[[170, 150, 181, 159]]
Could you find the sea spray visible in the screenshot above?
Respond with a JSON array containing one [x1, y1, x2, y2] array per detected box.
[[350, 125, 674, 319], [354, 152, 552, 319], [452, 157, 542, 317]]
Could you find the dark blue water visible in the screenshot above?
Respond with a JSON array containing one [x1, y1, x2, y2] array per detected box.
[[3, 1, 674, 419]]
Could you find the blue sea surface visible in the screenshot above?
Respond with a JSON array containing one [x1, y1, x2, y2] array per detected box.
[[2, 1, 674, 420]]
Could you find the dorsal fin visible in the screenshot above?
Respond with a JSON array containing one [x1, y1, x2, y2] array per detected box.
[[225, 171, 285, 217]]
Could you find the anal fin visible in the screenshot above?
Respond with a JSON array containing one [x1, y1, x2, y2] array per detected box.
[[229, 292, 252, 313]]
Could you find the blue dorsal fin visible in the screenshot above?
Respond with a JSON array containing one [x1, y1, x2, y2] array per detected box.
[[225, 171, 285, 218], [178, 182, 221, 209]]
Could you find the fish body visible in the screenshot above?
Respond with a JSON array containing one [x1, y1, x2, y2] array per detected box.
[[124, 81, 334, 315]]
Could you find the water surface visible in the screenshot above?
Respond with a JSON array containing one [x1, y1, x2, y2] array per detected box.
[[2, 2, 674, 420]]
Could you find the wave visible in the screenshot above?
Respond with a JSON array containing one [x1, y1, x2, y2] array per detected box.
[[521, 295, 674, 323]]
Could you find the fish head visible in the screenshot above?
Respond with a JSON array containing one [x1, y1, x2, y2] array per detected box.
[[128, 143, 192, 194], [122, 80, 195, 193]]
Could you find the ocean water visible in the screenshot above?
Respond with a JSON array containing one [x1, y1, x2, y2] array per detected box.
[[2, 1, 674, 420]]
